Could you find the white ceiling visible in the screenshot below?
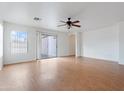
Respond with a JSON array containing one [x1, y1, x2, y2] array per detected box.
[[0, 2, 124, 32]]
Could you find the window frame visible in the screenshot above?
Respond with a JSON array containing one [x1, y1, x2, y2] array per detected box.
[[10, 31, 28, 55]]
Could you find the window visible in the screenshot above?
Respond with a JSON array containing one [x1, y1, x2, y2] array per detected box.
[[11, 31, 28, 54]]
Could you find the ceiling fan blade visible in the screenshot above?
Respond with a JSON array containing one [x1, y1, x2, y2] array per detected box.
[[72, 24, 81, 27], [60, 20, 66, 23], [72, 20, 80, 23], [57, 24, 66, 27]]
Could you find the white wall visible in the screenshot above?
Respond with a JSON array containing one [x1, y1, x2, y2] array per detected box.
[[57, 33, 69, 57], [0, 21, 3, 70], [3, 22, 37, 64], [3, 21, 124, 65], [82, 25, 119, 61], [119, 22, 124, 64], [3, 22, 70, 64]]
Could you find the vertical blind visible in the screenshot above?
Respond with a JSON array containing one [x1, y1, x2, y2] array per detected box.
[[11, 31, 28, 55]]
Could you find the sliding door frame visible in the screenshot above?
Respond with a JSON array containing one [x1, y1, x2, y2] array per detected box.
[[36, 31, 58, 60]]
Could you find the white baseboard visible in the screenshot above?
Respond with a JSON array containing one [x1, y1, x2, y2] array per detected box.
[[119, 63, 124, 65], [4, 59, 36, 65], [82, 56, 118, 62]]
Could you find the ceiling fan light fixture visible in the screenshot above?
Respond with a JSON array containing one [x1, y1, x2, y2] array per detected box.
[[58, 18, 81, 29]]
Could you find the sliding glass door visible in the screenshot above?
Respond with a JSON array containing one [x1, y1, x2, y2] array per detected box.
[[41, 34, 57, 59]]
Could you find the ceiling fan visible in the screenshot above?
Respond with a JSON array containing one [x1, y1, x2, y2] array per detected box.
[[57, 18, 81, 29]]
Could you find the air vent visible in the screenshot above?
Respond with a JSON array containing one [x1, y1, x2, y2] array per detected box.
[[33, 17, 41, 21]]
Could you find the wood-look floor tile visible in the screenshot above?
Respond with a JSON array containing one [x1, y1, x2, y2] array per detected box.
[[0, 57, 124, 90]]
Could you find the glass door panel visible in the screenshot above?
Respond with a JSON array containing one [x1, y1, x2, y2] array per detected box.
[[41, 34, 57, 59]]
